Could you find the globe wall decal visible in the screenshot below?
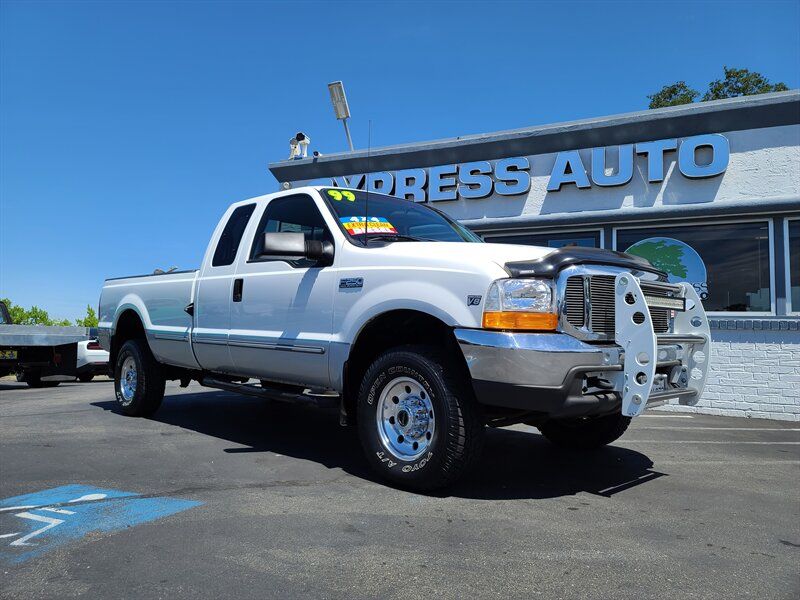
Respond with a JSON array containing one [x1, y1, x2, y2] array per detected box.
[[624, 237, 708, 286]]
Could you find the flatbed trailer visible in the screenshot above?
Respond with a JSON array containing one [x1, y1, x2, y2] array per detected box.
[[0, 323, 94, 387]]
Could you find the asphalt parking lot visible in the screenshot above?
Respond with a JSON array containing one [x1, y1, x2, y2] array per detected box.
[[1, 378, 798, 599]]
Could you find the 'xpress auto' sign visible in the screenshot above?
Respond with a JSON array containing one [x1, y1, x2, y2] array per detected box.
[[335, 134, 729, 202]]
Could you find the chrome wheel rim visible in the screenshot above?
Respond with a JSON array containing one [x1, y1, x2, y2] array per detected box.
[[376, 376, 435, 461], [119, 356, 137, 405]]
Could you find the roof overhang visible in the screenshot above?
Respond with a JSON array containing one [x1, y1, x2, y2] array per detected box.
[[268, 90, 800, 183]]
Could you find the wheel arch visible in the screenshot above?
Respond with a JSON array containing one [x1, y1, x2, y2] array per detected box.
[[110, 308, 147, 367], [341, 309, 470, 424]]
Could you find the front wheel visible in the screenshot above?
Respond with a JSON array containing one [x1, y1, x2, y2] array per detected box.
[[357, 346, 484, 491], [114, 339, 165, 416], [537, 412, 631, 450]]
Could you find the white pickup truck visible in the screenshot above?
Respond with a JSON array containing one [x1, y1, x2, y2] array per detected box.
[[98, 186, 710, 490]]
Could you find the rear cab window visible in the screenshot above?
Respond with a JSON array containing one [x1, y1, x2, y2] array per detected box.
[[212, 204, 256, 267]]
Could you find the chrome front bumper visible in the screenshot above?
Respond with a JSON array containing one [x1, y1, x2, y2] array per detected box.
[[455, 329, 618, 387], [455, 329, 623, 418], [455, 328, 707, 419]]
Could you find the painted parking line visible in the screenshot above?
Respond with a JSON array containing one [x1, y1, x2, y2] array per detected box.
[[632, 427, 800, 431], [0, 484, 202, 565], [621, 440, 800, 444], [640, 414, 695, 418]]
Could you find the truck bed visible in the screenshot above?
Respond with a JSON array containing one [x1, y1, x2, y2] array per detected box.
[[99, 269, 199, 369]]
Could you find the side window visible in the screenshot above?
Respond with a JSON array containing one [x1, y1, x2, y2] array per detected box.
[[250, 195, 332, 268], [212, 204, 256, 267]]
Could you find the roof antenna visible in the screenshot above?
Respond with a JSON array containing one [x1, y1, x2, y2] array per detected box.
[[364, 119, 371, 247]]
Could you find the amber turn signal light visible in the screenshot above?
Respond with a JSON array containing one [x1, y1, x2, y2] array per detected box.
[[482, 311, 558, 331]]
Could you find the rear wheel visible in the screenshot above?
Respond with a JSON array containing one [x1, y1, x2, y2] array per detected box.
[[537, 412, 631, 450], [114, 339, 165, 416], [357, 346, 484, 491]]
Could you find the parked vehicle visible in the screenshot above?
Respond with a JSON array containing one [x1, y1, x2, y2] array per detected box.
[[0, 301, 96, 387], [98, 187, 711, 490], [75, 339, 110, 382]]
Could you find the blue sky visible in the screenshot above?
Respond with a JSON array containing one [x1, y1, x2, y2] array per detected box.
[[1, 0, 798, 320]]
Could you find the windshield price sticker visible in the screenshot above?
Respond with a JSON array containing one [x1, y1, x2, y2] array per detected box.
[[340, 216, 398, 236], [327, 189, 356, 202]]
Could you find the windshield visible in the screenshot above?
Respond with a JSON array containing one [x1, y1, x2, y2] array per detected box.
[[321, 188, 482, 244]]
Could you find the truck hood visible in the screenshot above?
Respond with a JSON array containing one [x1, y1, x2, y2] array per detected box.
[[368, 241, 554, 274]]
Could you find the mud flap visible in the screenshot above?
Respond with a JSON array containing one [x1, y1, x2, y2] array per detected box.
[[614, 273, 656, 417], [672, 283, 711, 405]]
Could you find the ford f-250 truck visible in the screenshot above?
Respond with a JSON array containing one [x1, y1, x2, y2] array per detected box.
[[98, 186, 710, 490]]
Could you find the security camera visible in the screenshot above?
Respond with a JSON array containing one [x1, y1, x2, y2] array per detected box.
[[313, 150, 322, 158], [289, 132, 311, 160], [296, 132, 311, 158]]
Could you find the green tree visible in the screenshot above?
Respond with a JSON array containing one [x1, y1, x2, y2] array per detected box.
[[1, 298, 27, 324], [75, 305, 99, 328], [703, 66, 789, 101], [647, 81, 700, 109], [0, 298, 73, 326]]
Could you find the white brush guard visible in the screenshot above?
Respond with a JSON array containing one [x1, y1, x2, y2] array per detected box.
[[611, 273, 711, 417]]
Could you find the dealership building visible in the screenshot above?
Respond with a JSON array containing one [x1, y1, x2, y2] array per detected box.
[[270, 91, 800, 421]]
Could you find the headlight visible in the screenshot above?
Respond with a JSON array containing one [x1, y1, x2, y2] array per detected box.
[[482, 278, 558, 331]]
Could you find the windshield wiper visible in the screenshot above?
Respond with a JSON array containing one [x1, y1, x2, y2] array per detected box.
[[364, 234, 438, 243]]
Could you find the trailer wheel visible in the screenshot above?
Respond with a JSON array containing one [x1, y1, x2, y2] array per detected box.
[[537, 412, 631, 450], [357, 346, 484, 491], [114, 339, 165, 416], [17, 370, 60, 388]]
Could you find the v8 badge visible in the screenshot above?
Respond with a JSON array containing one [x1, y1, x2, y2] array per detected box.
[[467, 295, 482, 306]]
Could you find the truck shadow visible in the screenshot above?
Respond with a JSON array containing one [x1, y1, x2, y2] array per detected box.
[[92, 389, 664, 501]]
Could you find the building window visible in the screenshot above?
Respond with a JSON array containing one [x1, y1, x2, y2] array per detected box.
[[788, 219, 800, 313], [616, 221, 772, 313], [484, 230, 601, 248]]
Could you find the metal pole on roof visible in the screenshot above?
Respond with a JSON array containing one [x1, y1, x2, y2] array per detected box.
[[341, 119, 354, 152], [328, 81, 355, 152]]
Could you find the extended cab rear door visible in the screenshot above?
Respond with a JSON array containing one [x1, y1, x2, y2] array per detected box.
[[228, 192, 336, 387], [192, 202, 257, 373]]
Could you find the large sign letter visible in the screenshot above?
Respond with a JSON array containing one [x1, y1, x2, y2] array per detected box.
[[395, 169, 427, 202], [457, 161, 493, 199], [635, 139, 677, 182], [495, 157, 531, 196], [547, 151, 590, 191], [678, 134, 730, 179], [591, 145, 633, 187]]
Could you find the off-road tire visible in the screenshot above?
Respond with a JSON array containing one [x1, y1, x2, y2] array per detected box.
[[537, 412, 632, 450], [357, 345, 484, 491], [114, 339, 165, 417], [77, 373, 94, 383]]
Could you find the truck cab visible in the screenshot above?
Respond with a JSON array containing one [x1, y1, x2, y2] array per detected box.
[[98, 186, 711, 490]]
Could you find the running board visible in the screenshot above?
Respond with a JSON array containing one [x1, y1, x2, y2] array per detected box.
[[200, 377, 339, 409]]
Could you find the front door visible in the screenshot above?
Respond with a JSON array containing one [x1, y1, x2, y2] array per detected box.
[[228, 194, 336, 387]]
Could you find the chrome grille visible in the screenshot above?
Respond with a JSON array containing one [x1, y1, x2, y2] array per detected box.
[[564, 277, 585, 327], [588, 275, 616, 333], [564, 275, 672, 336]]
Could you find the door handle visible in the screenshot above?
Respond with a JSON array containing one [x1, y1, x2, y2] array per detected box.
[[232, 278, 244, 302]]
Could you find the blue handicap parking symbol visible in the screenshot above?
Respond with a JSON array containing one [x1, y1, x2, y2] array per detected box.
[[0, 484, 202, 565]]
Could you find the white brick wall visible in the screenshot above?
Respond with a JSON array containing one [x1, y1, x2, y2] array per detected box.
[[656, 329, 800, 421]]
